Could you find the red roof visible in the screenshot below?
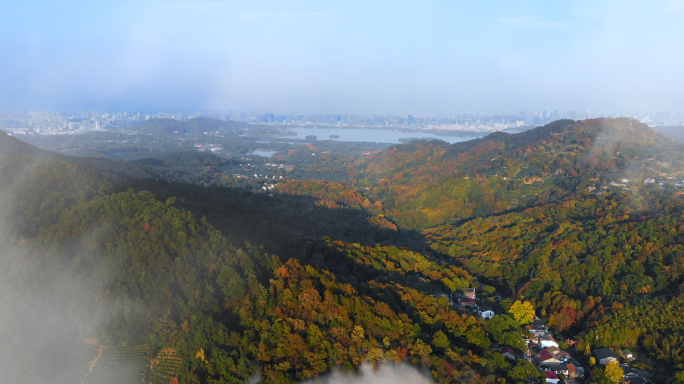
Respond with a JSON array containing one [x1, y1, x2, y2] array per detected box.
[[539, 352, 554, 361], [502, 347, 515, 354], [545, 371, 559, 379]]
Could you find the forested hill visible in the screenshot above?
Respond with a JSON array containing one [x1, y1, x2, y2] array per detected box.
[[390, 118, 670, 164], [422, 171, 684, 381], [345, 118, 679, 228], [0, 130, 64, 159], [4, 118, 684, 383], [0, 132, 232, 185], [1, 154, 539, 384], [281, 118, 678, 229], [127, 150, 230, 168], [127, 117, 251, 135]]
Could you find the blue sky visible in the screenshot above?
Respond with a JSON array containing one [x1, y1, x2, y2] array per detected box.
[[1, 0, 683, 114]]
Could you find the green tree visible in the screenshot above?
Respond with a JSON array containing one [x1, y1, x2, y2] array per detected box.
[[675, 371, 684, 384], [509, 360, 542, 382], [486, 315, 525, 350], [432, 331, 450, 349]]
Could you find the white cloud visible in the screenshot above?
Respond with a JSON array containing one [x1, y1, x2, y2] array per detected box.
[[500, 16, 567, 28], [300, 362, 434, 384]]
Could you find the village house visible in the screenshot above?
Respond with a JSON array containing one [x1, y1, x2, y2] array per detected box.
[[541, 363, 569, 377], [464, 288, 476, 299], [544, 371, 560, 384], [544, 347, 570, 362], [623, 378, 646, 384], [461, 297, 476, 307], [533, 349, 560, 367], [520, 317, 587, 382], [478, 305, 495, 319], [594, 348, 619, 365], [538, 334, 560, 349], [501, 347, 516, 361], [528, 319, 548, 334]]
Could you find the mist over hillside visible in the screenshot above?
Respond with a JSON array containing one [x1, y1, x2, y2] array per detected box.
[[0, 130, 64, 159], [652, 126, 684, 143]]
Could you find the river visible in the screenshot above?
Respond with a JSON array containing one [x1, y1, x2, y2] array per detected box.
[[283, 127, 479, 144]]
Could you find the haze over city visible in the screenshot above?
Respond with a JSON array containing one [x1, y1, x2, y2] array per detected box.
[[2, 0, 684, 114]]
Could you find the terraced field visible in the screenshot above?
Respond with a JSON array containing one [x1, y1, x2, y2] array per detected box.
[[57, 340, 100, 384], [82, 346, 149, 384], [147, 348, 182, 384], [56, 340, 183, 384]]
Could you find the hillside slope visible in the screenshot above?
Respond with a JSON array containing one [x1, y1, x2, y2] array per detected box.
[[4, 118, 684, 382], [345, 118, 680, 228], [0, 130, 64, 159], [283, 119, 672, 229], [278, 118, 680, 229], [0, 155, 530, 384], [127, 150, 229, 168]]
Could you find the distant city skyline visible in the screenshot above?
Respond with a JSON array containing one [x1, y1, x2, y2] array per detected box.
[[2, 108, 682, 138], [1, 1, 683, 114]]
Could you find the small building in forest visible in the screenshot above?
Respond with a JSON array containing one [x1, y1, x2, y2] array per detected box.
[[465, 288, 476, 299], [594, 348, 618, 365], [478, 306, 495, 319], [501, 347, 516, 361], [461, 297, 476, 307]]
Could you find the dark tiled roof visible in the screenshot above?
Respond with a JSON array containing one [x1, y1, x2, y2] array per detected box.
[[594, 348, 617, 360]]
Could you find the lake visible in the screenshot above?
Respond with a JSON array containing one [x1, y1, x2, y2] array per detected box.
[[251, 149, 278, 157], [284, 127, 478, 144]]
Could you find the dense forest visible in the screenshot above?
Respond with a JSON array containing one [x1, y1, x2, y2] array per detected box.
[[3, 118, 684, 383], [0, 156, 528, 383], [285, 118, 681, 229]]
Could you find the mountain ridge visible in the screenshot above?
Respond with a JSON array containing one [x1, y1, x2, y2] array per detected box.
[[0, 130, 65, 159], [348, 118, 679, 228]]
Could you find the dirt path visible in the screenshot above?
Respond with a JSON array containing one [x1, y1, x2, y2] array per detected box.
[[80, 347, 104, 384]]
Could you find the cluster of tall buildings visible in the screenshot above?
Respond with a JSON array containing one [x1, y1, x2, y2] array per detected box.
[[0, 111, 207, 135], [226, 109, 684, 128], [1, 109, 682, 136]]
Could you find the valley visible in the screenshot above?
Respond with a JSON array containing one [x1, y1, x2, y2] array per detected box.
[[2, 118, 684, 383]]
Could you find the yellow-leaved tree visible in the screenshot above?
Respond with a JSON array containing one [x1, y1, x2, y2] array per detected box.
[[508, 300, 535, 325], [604, 361, 624, 383]]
